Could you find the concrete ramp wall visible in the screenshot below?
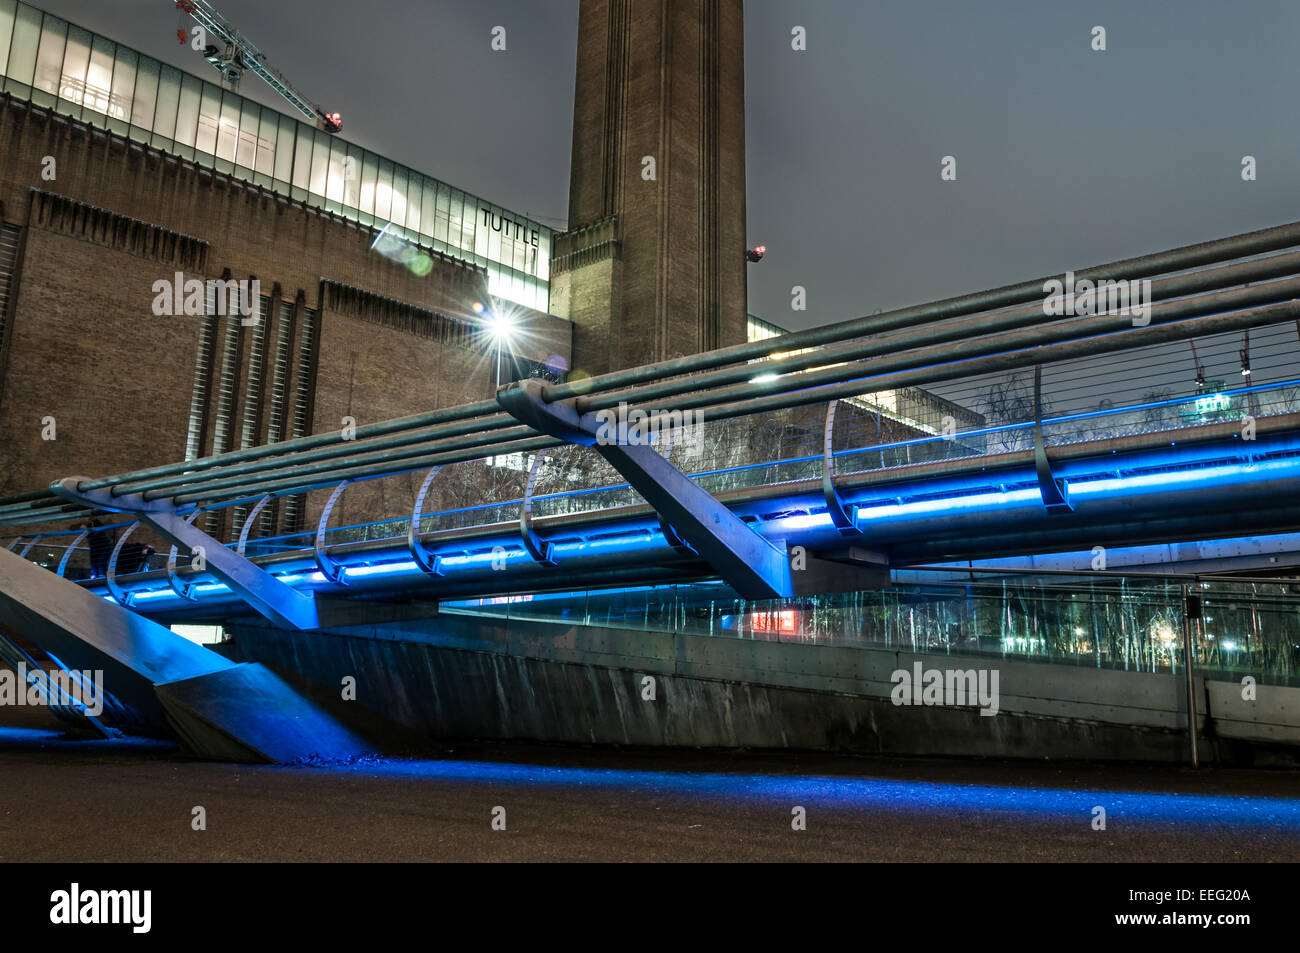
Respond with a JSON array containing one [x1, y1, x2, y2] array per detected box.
[[0, 547, 377, 762], [1207, 680, 1300, 746], [226, 608, 1298, 764]]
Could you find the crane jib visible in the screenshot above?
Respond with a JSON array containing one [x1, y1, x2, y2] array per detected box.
[[172, 0, 341, 133]]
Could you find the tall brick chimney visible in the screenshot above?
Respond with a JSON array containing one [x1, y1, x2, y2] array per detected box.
[[550, 0, 748, 376]]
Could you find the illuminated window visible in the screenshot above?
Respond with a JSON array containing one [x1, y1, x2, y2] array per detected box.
[[390, 167, 408, 226], [216, 97, 240, 161], [255, 110, 278, 176], [88, 36, 120, 120], [0, 2, 15, 76], [109, 46, 136, 129], [750, 610, 797, 634], [236, 102, 260, 169], [171, 625, 224, 645], [153, 65, 180, 140], [59, 26, 89, 110], [32, 13, 65, 97], [131, 56, 158, 129]]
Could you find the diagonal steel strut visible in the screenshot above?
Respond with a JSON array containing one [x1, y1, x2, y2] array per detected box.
[[50, 477, 320, 630], [497, 380, 794, 599]]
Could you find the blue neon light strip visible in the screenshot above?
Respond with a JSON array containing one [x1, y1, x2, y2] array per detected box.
[[228, 377, 1300, 560], [89, 448, 1300, 610], [853, 458, 1294, 523]]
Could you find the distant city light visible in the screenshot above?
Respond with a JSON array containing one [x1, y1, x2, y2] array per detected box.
[[1194, 392, 1231, 415]]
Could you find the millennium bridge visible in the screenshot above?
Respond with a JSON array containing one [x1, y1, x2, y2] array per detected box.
[[3, 219, 1300, 763]]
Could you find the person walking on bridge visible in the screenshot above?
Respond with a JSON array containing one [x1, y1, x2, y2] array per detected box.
[[84, 518, 116, 579]]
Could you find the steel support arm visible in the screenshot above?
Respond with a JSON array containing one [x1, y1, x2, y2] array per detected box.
[[497, 380, 794, 599], [50, 477, 321, 630], [1033, 366, 1073, 513]]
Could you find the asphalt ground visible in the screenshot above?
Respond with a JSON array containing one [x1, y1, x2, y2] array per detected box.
[[1, 704, 1298, 862]]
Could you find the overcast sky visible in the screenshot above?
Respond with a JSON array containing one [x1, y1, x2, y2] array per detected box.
[[33, 0, 1300, 336]]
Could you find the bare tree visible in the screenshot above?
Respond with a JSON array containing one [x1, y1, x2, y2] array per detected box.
[[978, 371, 1045, 452], [1141, 388, 1175, 428]]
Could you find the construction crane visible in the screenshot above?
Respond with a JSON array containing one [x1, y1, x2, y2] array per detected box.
[[1189, 340, 1207, 388], [173, 0, 341, 133]]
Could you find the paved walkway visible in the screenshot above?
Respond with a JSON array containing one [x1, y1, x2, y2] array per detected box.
[[2, 706, 1297, 862]]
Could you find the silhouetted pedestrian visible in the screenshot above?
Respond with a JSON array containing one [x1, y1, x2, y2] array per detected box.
[[85, 518, 115, 579], [117, 542, 154, 575]]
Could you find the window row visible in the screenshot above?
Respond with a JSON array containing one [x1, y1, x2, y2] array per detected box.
[[0, 0, 550, 308]]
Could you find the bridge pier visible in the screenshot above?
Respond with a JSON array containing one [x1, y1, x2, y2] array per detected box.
[[0, 545, 376, 763]]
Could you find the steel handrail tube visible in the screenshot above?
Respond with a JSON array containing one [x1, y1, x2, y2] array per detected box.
[[129, 421, 537, 499], [685, 297, 1300, 422], [141, 424, 544, 502], [622, 277, 1300, 417], [0, 503, 93, 526], [72, 397, 505, 495], [108, 273, 1300, 505], [56, 218, 1300, 498], [572, 249, 1300, 413], [542, 218, 1300, 401], [167, 435, 561, 507]]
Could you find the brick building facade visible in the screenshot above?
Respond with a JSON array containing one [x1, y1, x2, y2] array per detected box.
[[0, 93, 570, 537]]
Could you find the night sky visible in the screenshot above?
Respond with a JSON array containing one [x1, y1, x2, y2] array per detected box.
[[32, 0, 1300, 335]]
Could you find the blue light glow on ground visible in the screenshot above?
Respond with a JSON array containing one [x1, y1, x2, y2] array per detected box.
[[4, 724, 1296, 831], [312, 756, 1300, 831], [0, 725, 174, 752]]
